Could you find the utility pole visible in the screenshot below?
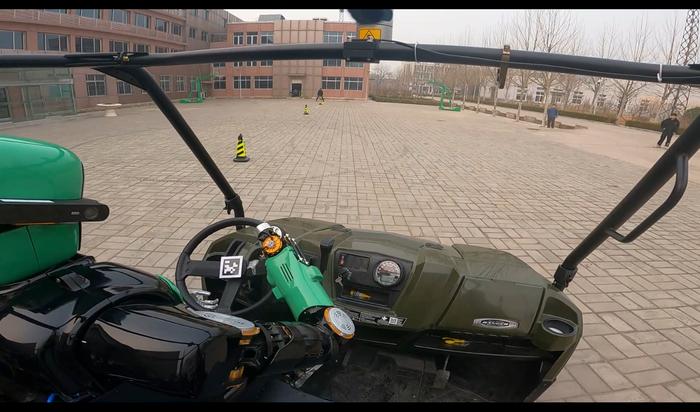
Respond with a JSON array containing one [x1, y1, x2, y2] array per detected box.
[[660, 9, 699, 119]]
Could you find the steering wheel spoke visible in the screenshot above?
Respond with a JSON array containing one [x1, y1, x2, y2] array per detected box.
[[217, 279, 242, 313], [184, 259, 222, 279]]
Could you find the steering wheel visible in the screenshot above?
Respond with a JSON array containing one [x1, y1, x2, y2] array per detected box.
[[175, 217, 274, 314]]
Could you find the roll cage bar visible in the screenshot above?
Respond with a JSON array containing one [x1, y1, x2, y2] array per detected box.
[[1, 34, 699, 292]]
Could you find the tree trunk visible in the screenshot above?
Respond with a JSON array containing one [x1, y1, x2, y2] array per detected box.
[[462, 81, 467, 108], [517, 100, 522, 122], [541, 89, 550, 127], [591, 89, 599, 115], [476, 86, 481, 114], [492, 86, 498, 116]]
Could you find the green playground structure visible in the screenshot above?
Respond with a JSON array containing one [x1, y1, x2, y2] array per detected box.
[[429, 80, 461, 112], [180, 74, 213, 104]]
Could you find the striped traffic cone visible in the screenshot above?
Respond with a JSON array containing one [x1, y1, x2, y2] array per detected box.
[[233, 133, 250, 162]]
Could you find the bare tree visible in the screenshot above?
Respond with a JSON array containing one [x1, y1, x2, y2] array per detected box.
[[610, 16, 654, 122], [530, 10, 579, 125], [583, 24, 618, 114], [395, 63, 414, 97], [652, 11, 683, 119], [371, 63, 394, 95], [483, 19, 508, 115], [509, 10, 540, 121]]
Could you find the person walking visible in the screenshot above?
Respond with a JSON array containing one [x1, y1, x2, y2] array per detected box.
[[657, 113, 681, 147], [316, 87, 325, 102], [546, 104, 558, 128]]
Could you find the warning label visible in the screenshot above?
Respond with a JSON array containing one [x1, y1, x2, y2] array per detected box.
[[358, 28, 381, 41]]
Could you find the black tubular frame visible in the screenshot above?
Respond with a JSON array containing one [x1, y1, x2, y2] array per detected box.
[[1, 40, 699, 290]]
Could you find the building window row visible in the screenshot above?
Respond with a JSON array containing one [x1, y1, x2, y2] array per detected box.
[[320, 77, 364, 91], [0, 30, 25, 50], [232, 31, 274, 46], [90, 74, 189, 96], [323, 31, 357, 43], [323, 59, 365, 68], [41, 9, 184, 37], [231, 61, 274, 67], [232, 76, 273, 89], [31, 33, 182, 53]]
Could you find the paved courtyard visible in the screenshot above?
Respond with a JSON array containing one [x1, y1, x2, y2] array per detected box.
[[4, 98, 700, 402]]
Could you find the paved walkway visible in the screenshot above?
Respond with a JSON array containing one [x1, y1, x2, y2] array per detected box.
[[4, 98, 700, 402]]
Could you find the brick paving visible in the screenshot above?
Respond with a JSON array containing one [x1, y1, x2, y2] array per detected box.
[[3, 98, 700, 402]]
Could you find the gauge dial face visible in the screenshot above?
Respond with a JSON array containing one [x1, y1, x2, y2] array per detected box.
[[374, 260, 402, 287]]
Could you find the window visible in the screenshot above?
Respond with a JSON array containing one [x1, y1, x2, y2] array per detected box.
[[346, 61, 364, 68], [86, 74, 106, 96], [233, 32, 243, 45], [322, 76, 341, 90], [77, 9, 101, 19], [109, 40, 128, 53], [597, 94, 607, 108], [191, 9, 198, 17], [534, 87, 545, 103], [205, 10, 209, 20], [160, 75, 171, 92], [246, 32, 257, 45], [233, 61, 242, 67], [175, 75, 185, 92], [255, 76, 272, 89], [134, 13, 150, 28], [172, 23, 182, 36], [346, 32, 356, 41], [551, 89, 564, 104], [260, 32, 273, 44], [515, 88, 527, 101], [571, 91, 584, 105], [214, 76, 226, 89], [323, 59, 341, 67], [201, 31, 208, 41], [233, 76, 251, 89], [75, 37, 101, 53], [260, 60, 273, 67], [110, 9, 129, 24], [37, 33, 68, 51], [44, 9, 67, 13], [155, 46, 168, 53], [246, 61, 257, 67], [134, 43, 149, 53], [323, 31, 343, 43], [343, 77, 363, 91], [0, 30, 25, 50], [639, 99, 650, 113], [213, 62, 225, 68], [116, 80, 132, 95], [155, 19, 169, 33], [189, 28, 197, 39]]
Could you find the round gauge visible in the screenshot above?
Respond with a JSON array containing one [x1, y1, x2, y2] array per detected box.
[[373, 260, 402, 287]]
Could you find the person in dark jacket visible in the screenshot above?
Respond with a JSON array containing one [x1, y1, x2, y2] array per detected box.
[[657, 113, 681, 147], [546, 104, 558, 128], [316, 88, 325, 102]]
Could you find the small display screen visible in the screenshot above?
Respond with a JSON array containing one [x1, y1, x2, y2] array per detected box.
[[342, 254, 370, 272]]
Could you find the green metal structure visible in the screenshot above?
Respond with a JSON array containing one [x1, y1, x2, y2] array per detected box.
[[179, 74, 214, 104], [429, 80, 461, 112]]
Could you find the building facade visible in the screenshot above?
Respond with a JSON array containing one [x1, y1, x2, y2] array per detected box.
[[209, 15, 369, 100], [0, 9, 239, 122]]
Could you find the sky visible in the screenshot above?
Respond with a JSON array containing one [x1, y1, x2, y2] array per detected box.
[[226, 9, 691, 72], [226, 9, 688, 45]]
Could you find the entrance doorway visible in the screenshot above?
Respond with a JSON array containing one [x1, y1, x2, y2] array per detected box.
[[291, 82, 302, 97]]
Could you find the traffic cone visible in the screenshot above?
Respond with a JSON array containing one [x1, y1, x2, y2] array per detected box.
[[233, 133, 249, 162], [304, 104, 310, 115]]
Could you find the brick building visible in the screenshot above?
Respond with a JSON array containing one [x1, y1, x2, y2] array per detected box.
[[0, 9, 240, 122], [209, 15, 369, 100]]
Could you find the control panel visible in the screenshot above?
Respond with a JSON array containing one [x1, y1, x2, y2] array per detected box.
[[333, 249, 412, 308]]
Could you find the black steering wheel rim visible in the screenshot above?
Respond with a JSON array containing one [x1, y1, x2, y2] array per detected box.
[[175, 217, 270, 314]]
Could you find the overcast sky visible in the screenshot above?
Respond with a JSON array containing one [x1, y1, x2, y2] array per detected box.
[[227, 9, 688, 45]]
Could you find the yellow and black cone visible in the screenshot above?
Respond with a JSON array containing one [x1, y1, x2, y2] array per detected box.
[[304, 104, 310, 115], [234, 133, 250, 162]]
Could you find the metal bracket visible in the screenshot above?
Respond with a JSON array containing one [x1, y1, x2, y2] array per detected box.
[[343, 39, 380, 63], [497, 45, 511, 89]]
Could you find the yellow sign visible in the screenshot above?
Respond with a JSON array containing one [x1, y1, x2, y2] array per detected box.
[[358, 28, 381, 41]]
